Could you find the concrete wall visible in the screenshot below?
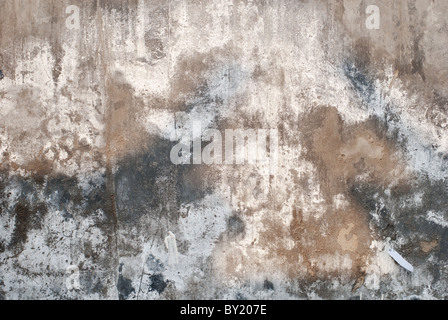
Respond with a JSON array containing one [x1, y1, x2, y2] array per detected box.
[[0, 0, 447, 300]]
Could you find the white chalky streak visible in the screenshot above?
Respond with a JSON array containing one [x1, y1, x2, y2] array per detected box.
[[65, 265, 82, 291], [164, 231, 179, 266]]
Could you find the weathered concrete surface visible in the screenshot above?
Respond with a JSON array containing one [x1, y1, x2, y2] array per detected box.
[[0, 0, 447, 300]]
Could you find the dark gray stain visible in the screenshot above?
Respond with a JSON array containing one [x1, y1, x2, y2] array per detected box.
[[114, 137, 214, 225], [0, 69, 4, 80], [350, 177, 448, 262], [8, 200, 48, 252], [263, 279, 274, 291], [117, 263, 135, 300], [235, 292, 247, 300], [9, 202, 32, 250], [177, 164, 213, 205], [411, 34, 425, 82], [36, 171, 116, 227], [227, 215, 245, 238], [44, 175, 83, 220], [407, 1, 426, 82], [349, 184, 396, 238], [114, 138, 178, 224], [0, 170, 7, 217], [0, 168, 117, 275], [145, 254, 165, 274], [148, 273, 168, 294], [343, 61, 375, 105], [80, 272, 106, 296], [0, 280, 5, 300], [51, 42, 63, 85], [439, 229, 448, 261]]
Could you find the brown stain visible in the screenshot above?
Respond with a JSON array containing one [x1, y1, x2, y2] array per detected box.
[[213, 106, 410, 282], [352, 274, 365, 293], [103, 72, 154, 163], [11, 202, 32, 249], [251, 59, 285, 89], [304, 107, 408, 191], [0, 0, 151, 175], [168, 45, 241, 111], [9, 200, 48, 252], [353, 38, 371, 71], [266, 204, 370, 279], [169, 54, 217, 113], [7, 157, 54, 185], [421, 239, 439, 253], [295, 106, 409, 275]]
